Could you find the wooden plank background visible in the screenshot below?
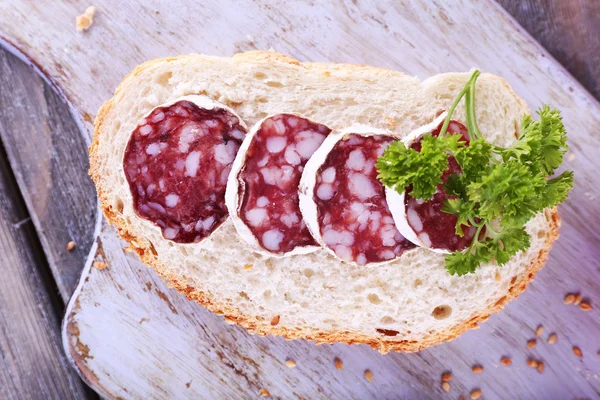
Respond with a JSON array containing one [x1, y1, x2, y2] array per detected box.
[[0, 50, 93, 399], [0, 0, 598, 398]]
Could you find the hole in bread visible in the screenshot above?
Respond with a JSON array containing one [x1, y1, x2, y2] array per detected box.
[[376, 328, 399, 337], [380, 316, 395, 325], [266, 81, 284, 88], [113, 197, 124, 213], [263, 290, 272, 300], [257, 97, 268, 103], [254, 72, 267, 80], [367, 293, 382, 305], [413, 279, 423, 288], [431, 305, 452, 320], [156, 71, 173, 86], [303, 268, 314, 278], [537, 230, 545, 239], [140, 87, 152, 97]]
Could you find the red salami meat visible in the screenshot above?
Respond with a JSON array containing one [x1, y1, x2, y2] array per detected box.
[[236, 114, 331, 254], [313, 134, 415, 265], [123, 97, 246, 243], [403, 120, 478, 251]]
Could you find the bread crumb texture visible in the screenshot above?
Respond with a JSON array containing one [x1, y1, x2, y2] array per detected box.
[[90, 51, 561, 353], [76, 6, 96, 31]]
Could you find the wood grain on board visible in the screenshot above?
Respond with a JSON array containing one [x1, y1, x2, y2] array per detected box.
[[498, 0, 600, 100], [0, 84, 90, 399], [0, 0, 598, 399], [0, 49, 97, 302]]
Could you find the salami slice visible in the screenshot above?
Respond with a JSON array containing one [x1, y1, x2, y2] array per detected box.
[[123, 95, 247, 244], [386, 113, 479, 253], [299, 126, 415, 265], [226, 114, 331, 256]]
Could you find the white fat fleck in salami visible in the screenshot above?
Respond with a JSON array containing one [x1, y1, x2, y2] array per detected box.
[[299, 126, 415, 265], [123, 95, 247, 243], [226, 113, 331, 256]]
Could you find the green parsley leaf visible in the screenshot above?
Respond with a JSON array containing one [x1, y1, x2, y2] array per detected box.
[[377, 70, 573, 276], [377, 133, 465, 200]]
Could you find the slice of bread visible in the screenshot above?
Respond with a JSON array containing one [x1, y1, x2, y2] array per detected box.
[[90, 51, 559, 353]]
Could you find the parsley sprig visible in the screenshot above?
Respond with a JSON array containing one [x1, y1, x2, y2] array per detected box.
[[376, 70, 573, 275]]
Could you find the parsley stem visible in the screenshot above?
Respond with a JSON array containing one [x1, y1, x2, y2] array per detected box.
[[466, 224, 485, 256], [439, 70, 481, 138], [467, 73, 483, 141]]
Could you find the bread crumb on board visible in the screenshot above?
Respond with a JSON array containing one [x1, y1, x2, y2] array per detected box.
[[285, 359, 296, 368], [441, 372, 453, 381], [258, 388, 270, 397], [364, 369, 373, 383], [500, 357, 512, 366], [547, 333, 558, 344], [470, 389, 482, 399], [573, 346, 583, 357], [66, 241, 76, 251], [93, 261, 107, 270], [76, 6, 96, 31], [527, 339, 537, 349]]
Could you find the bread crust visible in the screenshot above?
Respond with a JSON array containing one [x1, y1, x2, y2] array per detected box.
[[90, 51, 561, 353]]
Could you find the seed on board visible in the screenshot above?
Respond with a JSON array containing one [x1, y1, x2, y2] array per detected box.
[[285, 359, 296, 368], [334, 358, 343, 370], [527, 359, 538, 368], [547, 333, 558, 344], [441, 381, 450, 393], [574, 294, 583, 306], [579, 301, 592, 311], [537, 361, 545, 374], [441, 372, 453, 381], [472, 365, 484, 373], [500, 357, 512, 366], [66, 241, 76, 251], [564, 293, 575, 304], [528, 339, 537, 349], [573, 346, 583, 357], [93, 261, 107, 270], [259, 388, 270, 397], [364, 369, 373, 383], [470, 389, 482, 399], [459, 397, 465, 400], [535, 325, 544, 337]]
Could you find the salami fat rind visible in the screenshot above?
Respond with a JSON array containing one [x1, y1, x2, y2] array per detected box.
[[299, 125, 415, 266], [226, 113, 331, 256], [386, 112, 477, 253], [123, 95, 247, 244]]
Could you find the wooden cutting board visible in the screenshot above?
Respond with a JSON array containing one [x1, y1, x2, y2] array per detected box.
[[1, 1, 599, 398]]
